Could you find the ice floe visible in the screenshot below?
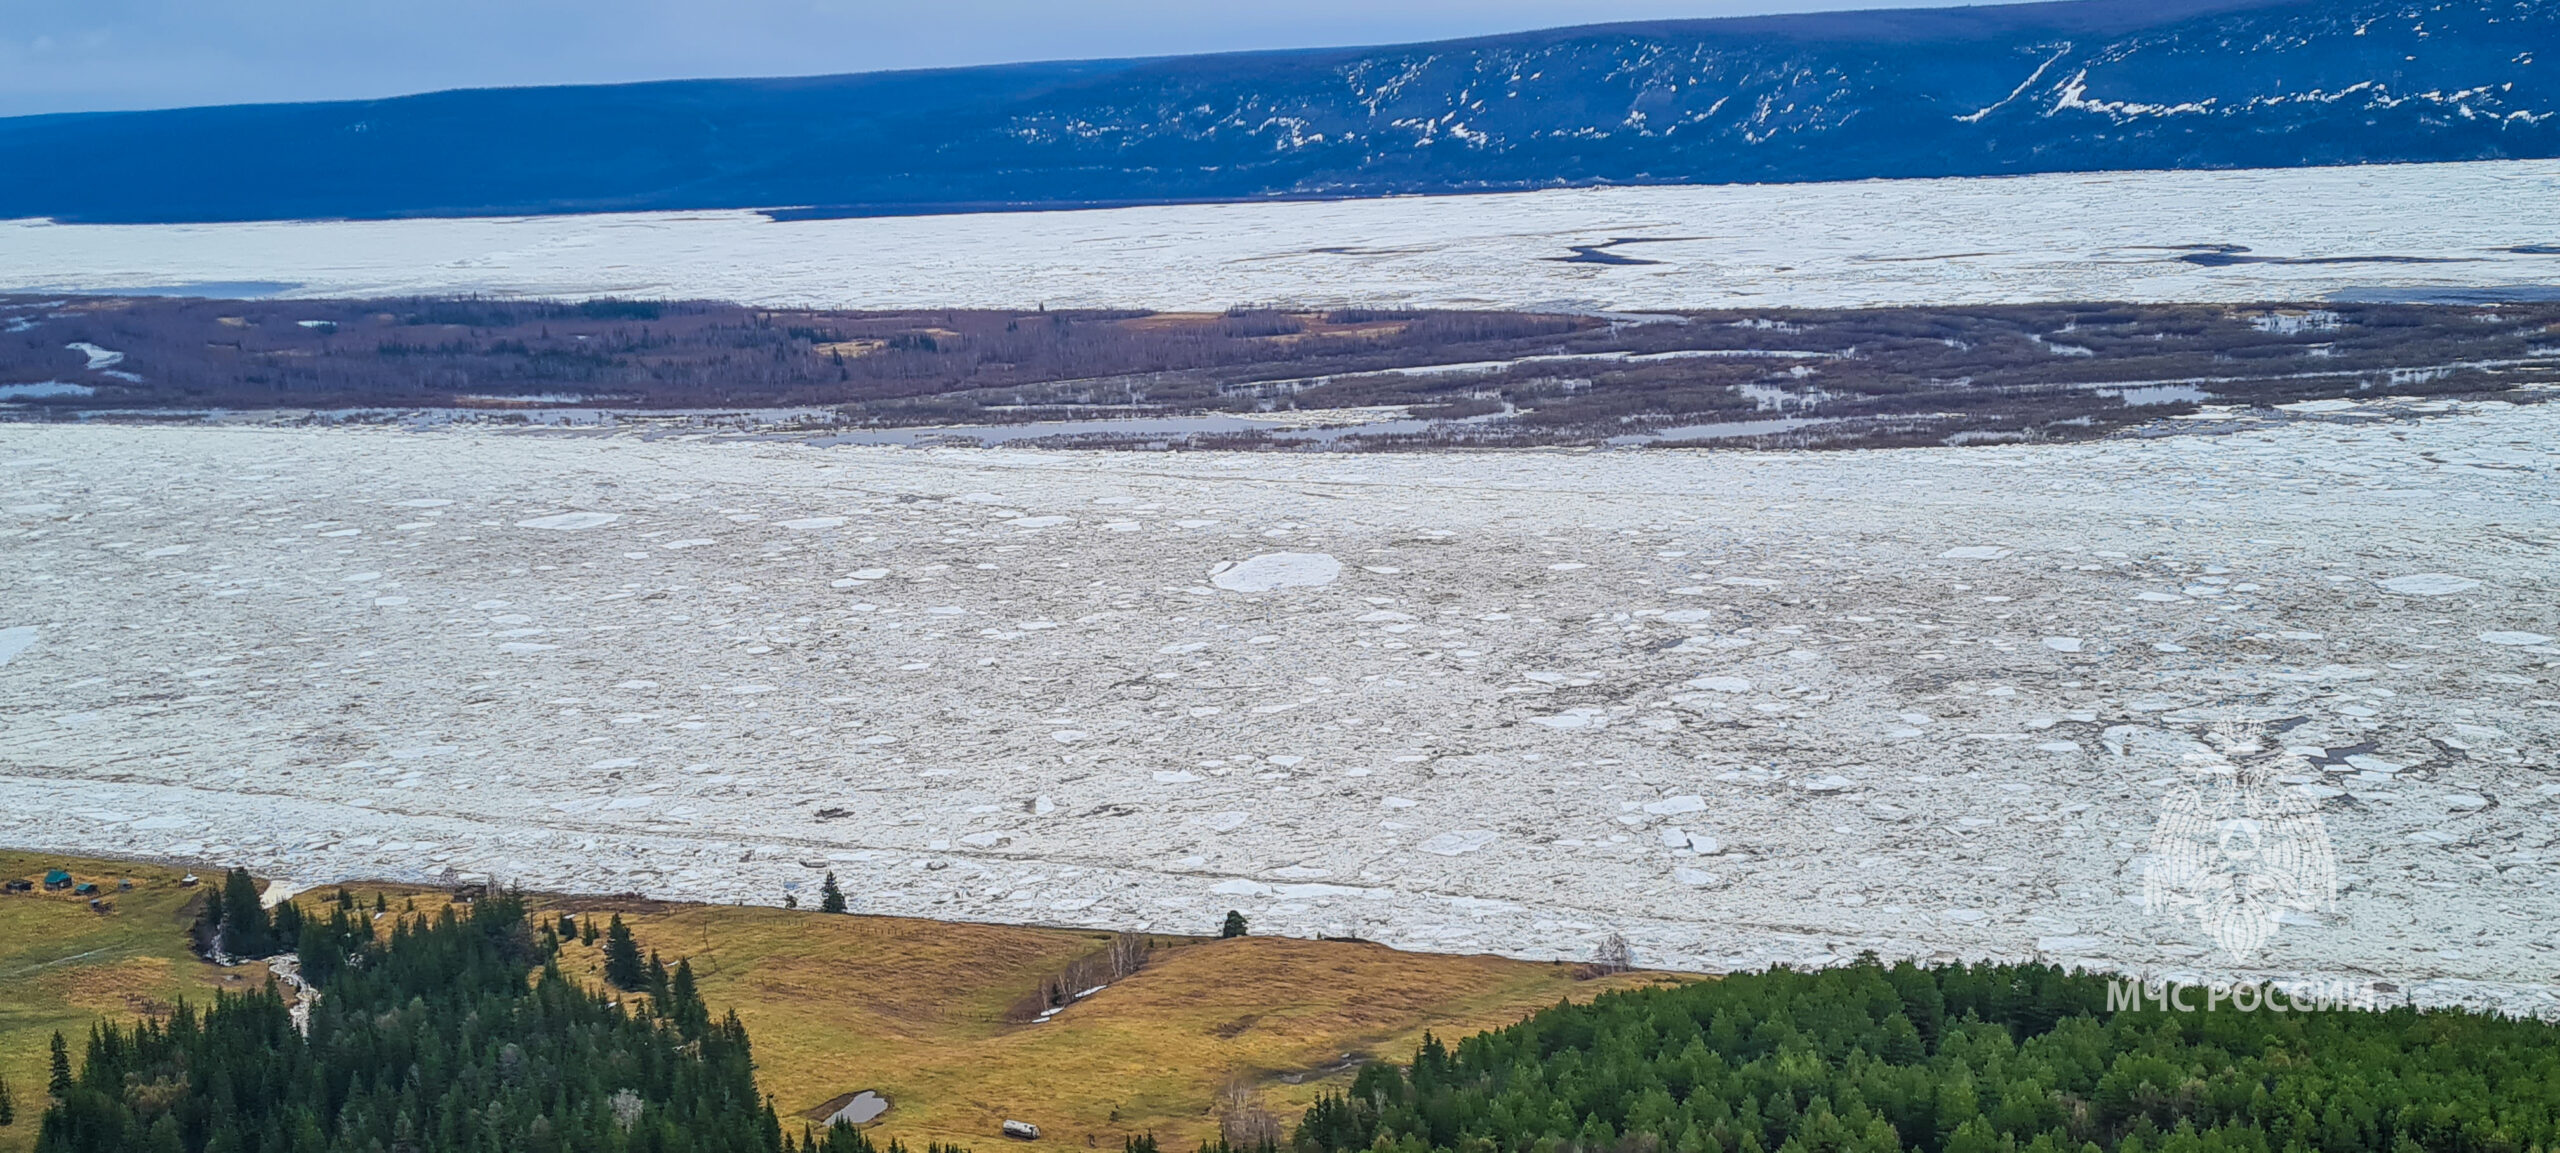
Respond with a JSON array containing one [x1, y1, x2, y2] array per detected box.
[[2382, 573, 2483, 596], [1210, 552, 1342, 592], [0, 626, 34, 667], [517, 512, 622, 530]]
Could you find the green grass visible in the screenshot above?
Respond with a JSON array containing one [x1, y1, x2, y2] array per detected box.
[[0, 851, 261, 1153]]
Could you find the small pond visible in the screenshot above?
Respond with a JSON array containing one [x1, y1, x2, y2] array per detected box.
[[818, 1090, 890, 1127]]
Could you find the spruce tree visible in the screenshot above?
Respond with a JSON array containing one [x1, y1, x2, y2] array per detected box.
[[1221, 910, 1248, 938], [47, 1032, 70, 1099], [603, 914, 646, 991], [0, 1073, 15, 1126], [820, 872, 847, 914], [670, 959, 712, 1036], [219, 867, 271, 956]]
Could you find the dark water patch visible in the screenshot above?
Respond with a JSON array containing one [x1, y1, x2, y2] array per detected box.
[[1856, 252, 2009, 263], [1554, 245, 1665, 265], [2505, 245, 2560, 255], [1545, 237, 1705, 266], [2178, 251, 2473, 267], [1305, 245, 1440, 257]]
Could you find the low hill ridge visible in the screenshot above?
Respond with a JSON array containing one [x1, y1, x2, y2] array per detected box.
[[0, 0, 2552, 222]]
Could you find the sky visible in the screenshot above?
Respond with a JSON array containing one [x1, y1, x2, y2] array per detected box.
[[0, 0, 1980, 118]]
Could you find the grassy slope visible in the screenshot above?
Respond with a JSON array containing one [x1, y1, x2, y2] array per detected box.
[[0, 852, 265, 1153], [540, 899, 1676, 1150], [0, 862, 1673, 1152]]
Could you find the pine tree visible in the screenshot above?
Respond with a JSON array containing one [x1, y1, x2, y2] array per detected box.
[[47, 1032, 71, 1099], [0, 1073, 15, 1126], [603, 914, 646, 991], [648, 951, 672, 1003], [558, 912, 577, 939], [1221, 910, 1248, 938], [820, 872, 847, 914]]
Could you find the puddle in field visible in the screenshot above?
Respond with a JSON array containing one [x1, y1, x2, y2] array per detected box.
[[817, 1090, 890, 1126], [1604, 417, 1838, 445], [2107, 385, 2212, 406]]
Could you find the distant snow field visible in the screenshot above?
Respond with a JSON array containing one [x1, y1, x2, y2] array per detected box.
[[1, 405, 2555, 1013], [4, 160, 2559, 311]]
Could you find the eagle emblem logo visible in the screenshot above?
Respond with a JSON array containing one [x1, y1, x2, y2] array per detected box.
[[2143, 723, 2339, 963]]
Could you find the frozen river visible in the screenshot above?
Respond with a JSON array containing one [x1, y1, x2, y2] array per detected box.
[[2, 399, 2555, 1012], [5, 160, 2559, 312]]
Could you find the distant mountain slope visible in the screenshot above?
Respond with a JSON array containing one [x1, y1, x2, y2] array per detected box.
[[2, 0, 2552, 223]]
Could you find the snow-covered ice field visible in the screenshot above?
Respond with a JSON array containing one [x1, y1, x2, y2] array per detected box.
[[4, 160, 2559, 312], [1, 405, 2555, 1010]]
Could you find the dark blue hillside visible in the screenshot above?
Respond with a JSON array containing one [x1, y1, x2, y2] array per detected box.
[[1, 0, 2550, 223]]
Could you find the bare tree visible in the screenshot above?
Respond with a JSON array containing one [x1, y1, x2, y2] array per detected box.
[[1590, 932, 1635, 976], [1219, 1082, 1282, 1151], [1107, 931, 1149, 980]]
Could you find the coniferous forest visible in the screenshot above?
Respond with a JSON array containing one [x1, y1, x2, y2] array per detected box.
[[1294, 961, 2560, 1153], [37, 891, 789, 1153], [29, 887, 2560, 1153]]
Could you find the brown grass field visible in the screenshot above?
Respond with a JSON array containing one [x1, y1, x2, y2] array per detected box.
[[0, 855, 1677, 1152], [0, 851, 270, 1153], [540, 896, 1679, 1150]]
